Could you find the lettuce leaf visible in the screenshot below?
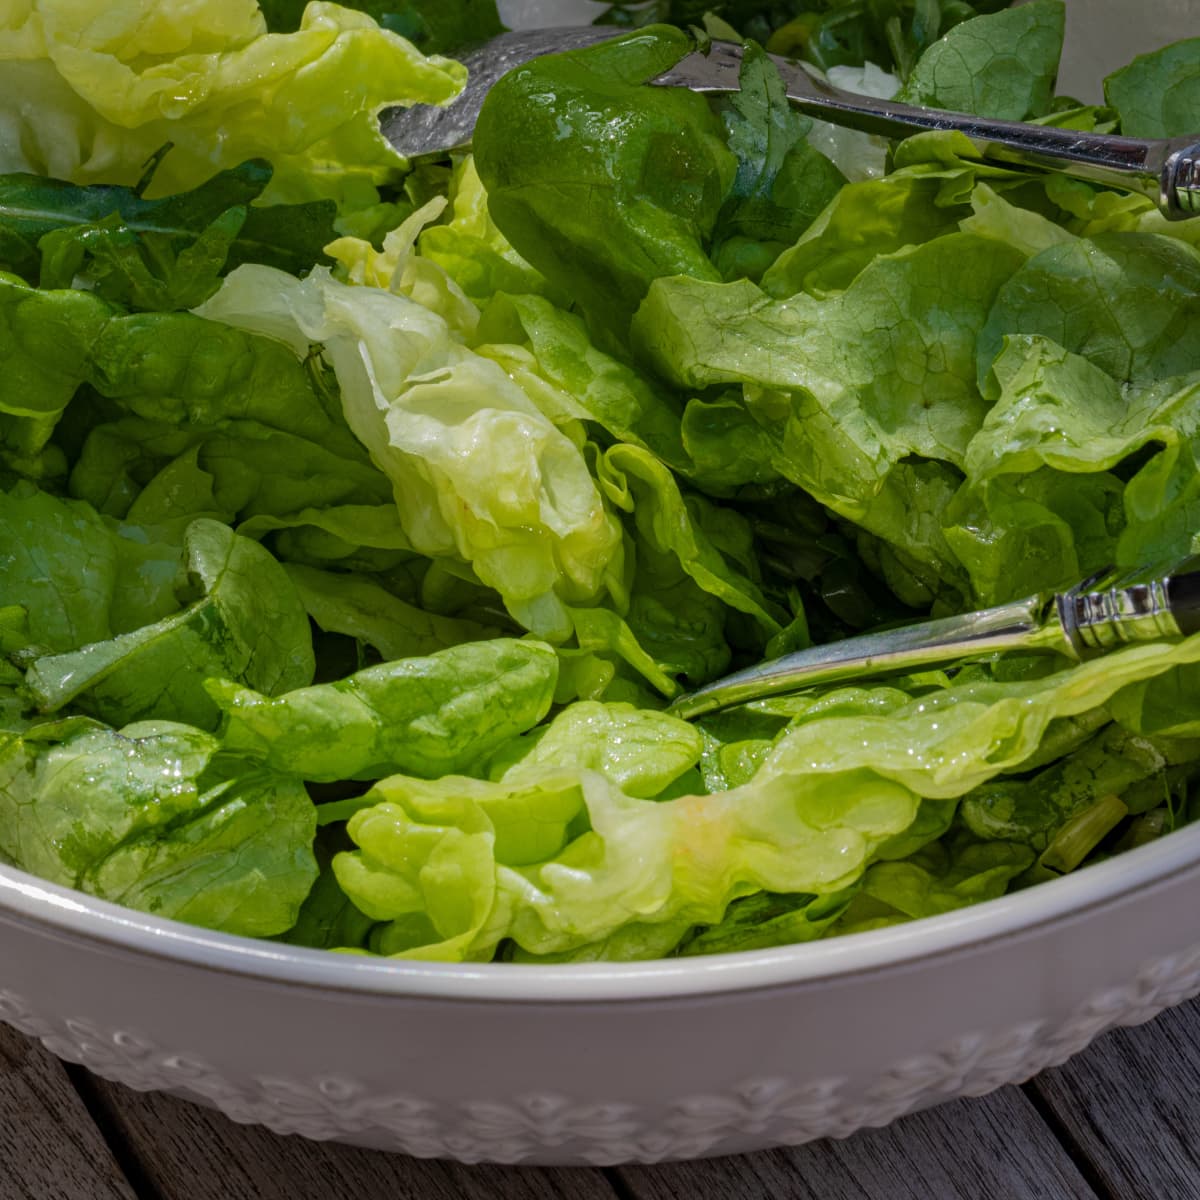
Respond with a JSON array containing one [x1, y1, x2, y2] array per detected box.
[[0, 269, 367, 474], [210, 637, 558, 781], [978, 233, 1200, 387], [478, 293, 689, 471], [0, 0, 465, 208], [70, 418, 391, 527], [4, 4, 1200, 964], [285, 563, 504, 661], [961, 724, 1200, 852], [761, 165, 972, 299], [635, 232, 1024, 604], [474, 26, 733, 339], [0, 482, 183, 654], [24, 518, 315, 728], [678, 887, 855, 956], [196, 264, 625, 639], [0, 717, 316, 936], [833, 836, 1034, 934], [488, 700, 704, 799]]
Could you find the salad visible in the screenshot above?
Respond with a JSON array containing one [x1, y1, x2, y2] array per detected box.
[[2, 0, 1200, 963]]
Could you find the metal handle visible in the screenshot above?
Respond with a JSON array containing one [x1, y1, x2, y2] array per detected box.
[[668, 593, 1072, 721], [1061, 555, 1200, 653], [653, 42, 1200, 219]]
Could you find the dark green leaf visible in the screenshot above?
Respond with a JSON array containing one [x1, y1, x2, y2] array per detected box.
[[0, 718, 317, 937], [0, 160, 338, 289], [258, 0, 505, 52], [900, 0, 1065, 120], [475, 27, 734, 341], [1105, 37, 1200, 138]]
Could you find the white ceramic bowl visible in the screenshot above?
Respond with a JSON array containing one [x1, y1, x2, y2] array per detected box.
[[4, 826, 1200, 1164], [6, 0, 1200, 1168]]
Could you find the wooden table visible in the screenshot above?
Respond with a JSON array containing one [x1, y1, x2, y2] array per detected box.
[[4, 995, 1198, 1200]]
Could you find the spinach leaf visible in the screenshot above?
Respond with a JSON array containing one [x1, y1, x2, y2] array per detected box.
[[899, 0, 1065, 120], [1105, 37, 1200, 138]]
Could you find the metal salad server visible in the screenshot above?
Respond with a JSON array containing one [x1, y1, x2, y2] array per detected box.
[[668, 557, 1200, 720], [381, 27, 1200, 219]]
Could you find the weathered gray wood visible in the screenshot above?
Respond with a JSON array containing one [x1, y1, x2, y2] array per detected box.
[[82, 1075, 621, 1200], [1031, 995, 1200, 1200], [0, 1023, 136, 1200], [616, 1087, 1098, 1200]]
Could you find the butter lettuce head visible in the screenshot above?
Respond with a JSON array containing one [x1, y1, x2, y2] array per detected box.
[[196, 264, 625, 639], [0, 0, 466, 206], [322, 637, 1200, 962]]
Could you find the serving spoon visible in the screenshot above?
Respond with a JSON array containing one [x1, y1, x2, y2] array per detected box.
[[382, 27, 1200, 219], [668, 557, 1200, 719]]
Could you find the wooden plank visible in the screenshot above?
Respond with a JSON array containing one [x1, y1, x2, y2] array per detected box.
[[615, 1087, 1098, 1200], [1030, 995, 1200, 1200], [83, 1074, 621, 1200], [0, 1024, 136, 1200]]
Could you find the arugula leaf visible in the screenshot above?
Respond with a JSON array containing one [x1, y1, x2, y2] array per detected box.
[[39, 208, 247, 312], [0, 161, 338, 289], [710, 40, 844, 267]]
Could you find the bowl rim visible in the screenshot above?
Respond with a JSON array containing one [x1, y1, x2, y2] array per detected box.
[[2, 819, 1199, 1002]]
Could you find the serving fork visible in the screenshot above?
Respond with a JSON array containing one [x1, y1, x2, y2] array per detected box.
[[382, 27, 1200, 219], [668, 558, 1200, 719]]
